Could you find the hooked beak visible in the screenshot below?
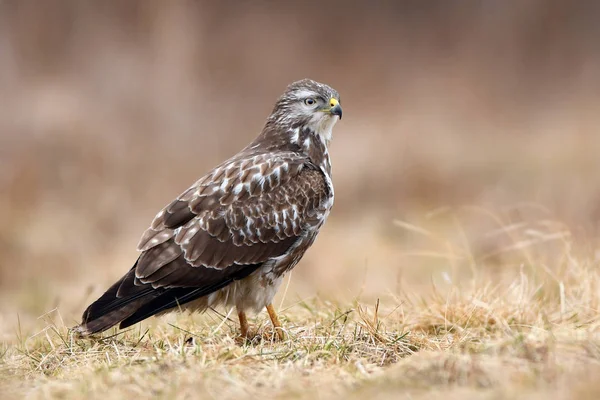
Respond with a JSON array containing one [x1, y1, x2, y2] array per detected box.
[[328, 98, 343, 120]]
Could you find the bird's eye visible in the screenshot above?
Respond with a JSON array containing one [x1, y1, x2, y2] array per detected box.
[[304, 98, 316, 106]]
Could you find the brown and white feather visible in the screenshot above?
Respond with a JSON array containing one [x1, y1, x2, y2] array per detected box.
[[76, 78, 341, 335]]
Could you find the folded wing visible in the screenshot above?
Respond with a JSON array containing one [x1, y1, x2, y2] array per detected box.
[[77, 152, 331, 334]]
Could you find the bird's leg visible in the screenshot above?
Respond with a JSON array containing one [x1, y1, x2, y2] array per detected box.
[[237, 309, 250, 338], [266, 303, 285, 340]]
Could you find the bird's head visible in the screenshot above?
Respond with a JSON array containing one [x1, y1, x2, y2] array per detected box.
[[268, 79, 342, 144]]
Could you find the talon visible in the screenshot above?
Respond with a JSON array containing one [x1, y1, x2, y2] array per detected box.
[[266, 303, 286, 341], [238, 309, 250, 338]]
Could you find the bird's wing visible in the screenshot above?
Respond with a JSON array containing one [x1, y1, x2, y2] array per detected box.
[[78, 152, 331, 334], [133, 151, 331, 289]]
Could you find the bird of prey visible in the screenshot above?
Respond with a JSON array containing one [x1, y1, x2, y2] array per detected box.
[[75, 79, 342, 340]]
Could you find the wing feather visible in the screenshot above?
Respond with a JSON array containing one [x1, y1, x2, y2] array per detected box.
[[78, 151, 331, 335], [135, 152, 329, 284]]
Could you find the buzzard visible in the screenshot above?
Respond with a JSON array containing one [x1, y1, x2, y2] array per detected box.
[[75, 79, 342, 339]]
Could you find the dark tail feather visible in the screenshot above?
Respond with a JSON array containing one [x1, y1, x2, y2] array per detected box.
[[76, 297, 155, 335], [74, 261, 262, 336], [119, 264, 261, 329], [74, 265, 158, 335]]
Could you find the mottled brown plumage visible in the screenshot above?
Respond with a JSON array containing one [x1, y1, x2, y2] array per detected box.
[[75, 79, 342, 337]]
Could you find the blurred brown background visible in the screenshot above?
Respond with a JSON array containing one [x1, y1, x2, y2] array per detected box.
[[1, 1, 600, 329]]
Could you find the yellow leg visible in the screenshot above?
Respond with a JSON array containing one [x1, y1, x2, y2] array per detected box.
[[266, 303, 285, 340], [238, 309, 249, 338]]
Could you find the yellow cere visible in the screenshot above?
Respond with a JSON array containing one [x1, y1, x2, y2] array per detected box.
[[329, 98, 339, 108]]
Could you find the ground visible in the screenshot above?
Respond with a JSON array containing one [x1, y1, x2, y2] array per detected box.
[[2, 219, 599, 400]]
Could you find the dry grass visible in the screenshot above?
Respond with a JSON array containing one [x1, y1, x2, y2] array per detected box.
[[2, 214, 599, 400]]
